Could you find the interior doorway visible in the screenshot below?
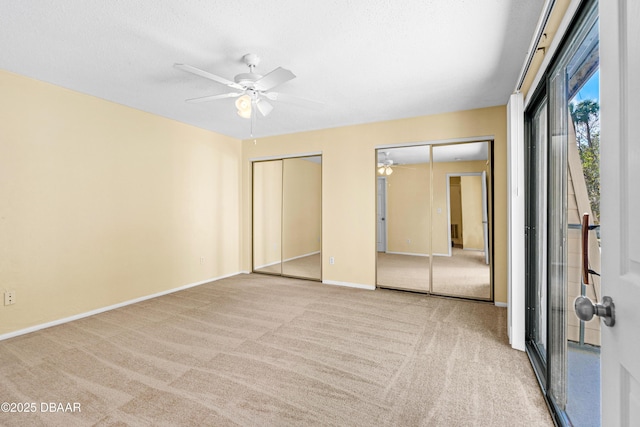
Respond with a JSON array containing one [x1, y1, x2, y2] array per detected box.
[[445, 173, 489, 261]]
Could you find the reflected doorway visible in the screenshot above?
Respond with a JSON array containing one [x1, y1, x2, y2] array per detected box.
[[431, 173, 490, 299]]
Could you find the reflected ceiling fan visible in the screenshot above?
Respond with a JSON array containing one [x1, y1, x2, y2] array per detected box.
[[378, 152, 396, 176], [377, 152, 415, 175], [175, 53, 319, 119]]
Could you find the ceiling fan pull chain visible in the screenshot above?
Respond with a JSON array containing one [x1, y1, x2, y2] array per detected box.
[[250, 108, 255, 141]]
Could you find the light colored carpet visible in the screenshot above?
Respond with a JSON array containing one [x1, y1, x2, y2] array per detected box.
[[0, 274, 551, 426], [377, 253, 430, 291], [378, 249, 491, 299]]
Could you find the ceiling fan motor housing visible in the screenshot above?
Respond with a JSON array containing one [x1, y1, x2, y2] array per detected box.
[[234, 72, 263, 87], [235, 53, 263, 87]]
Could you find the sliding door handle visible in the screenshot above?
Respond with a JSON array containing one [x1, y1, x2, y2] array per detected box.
[[581, 213, 590, 285], [575, 213, 614, 326]]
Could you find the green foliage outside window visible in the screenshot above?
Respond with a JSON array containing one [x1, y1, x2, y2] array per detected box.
[[570, 100, 600, 223]]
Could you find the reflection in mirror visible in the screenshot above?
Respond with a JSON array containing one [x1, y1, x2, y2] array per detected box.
[[282, 156, 322, 280], [431, 142, 491, 299], [376, 147, 430, 292], [253, 160, 283, 275]]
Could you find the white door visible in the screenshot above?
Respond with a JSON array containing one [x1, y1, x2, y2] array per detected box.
[[376, 177, 387, 252], [600, 1, 640, 425]]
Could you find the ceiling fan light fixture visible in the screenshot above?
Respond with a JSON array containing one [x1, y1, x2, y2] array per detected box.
[[235, 94, 252, 118], [378, 165, 393, 175]]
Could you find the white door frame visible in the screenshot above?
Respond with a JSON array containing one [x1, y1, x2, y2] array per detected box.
[[445, 172, 489, 258]]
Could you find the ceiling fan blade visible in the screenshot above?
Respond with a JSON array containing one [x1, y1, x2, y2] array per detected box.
[[255, 99, 274, 117], [253, 67, 296, 91], [174, 63, 243, 89], [185, 92, 242, 103], [264, 92, 324, 110]]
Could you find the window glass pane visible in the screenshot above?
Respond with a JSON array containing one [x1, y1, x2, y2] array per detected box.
[[532, 102, 548, 358]]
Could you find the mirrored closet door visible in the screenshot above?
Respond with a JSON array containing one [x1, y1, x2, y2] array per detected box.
[[376, 146, 431, 292], [376, 142, 492, 300], [253, 155, 322, 281], [431, 142, 491, 299]]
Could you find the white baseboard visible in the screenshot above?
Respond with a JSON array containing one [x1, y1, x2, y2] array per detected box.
[[285, 251, 320, 262], [385, 251, 450, 257], [254, 259, 281, 269], [323, 280, 375, 290], [385, 251, 429, 257], [494, 301, 508, 308], [0, 271, 241, 342], [254, 251, 320, 270]]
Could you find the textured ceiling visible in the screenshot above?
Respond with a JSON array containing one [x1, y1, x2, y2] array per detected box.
[[0, 0, 544, 140]]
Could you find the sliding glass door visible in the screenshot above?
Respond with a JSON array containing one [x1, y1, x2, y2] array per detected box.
[[525, 1, 601, 424], [252, 156, 322, 281], [376, 141, 492, 300], [526, 100, 549, 368]]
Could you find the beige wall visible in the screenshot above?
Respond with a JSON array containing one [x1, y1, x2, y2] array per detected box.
[[386, 163, 430, 255], [385, 160, 487, 255], [0, 70, 242, 335], [242, 105, 508, 302]]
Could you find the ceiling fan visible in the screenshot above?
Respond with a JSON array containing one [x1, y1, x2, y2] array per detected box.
[[175, 53, 315, 119], [378, 152, 396, 176]]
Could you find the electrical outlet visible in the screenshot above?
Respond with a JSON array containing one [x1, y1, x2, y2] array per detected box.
[[329, 256, 335, 265], [4, 291, 15, 306]]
